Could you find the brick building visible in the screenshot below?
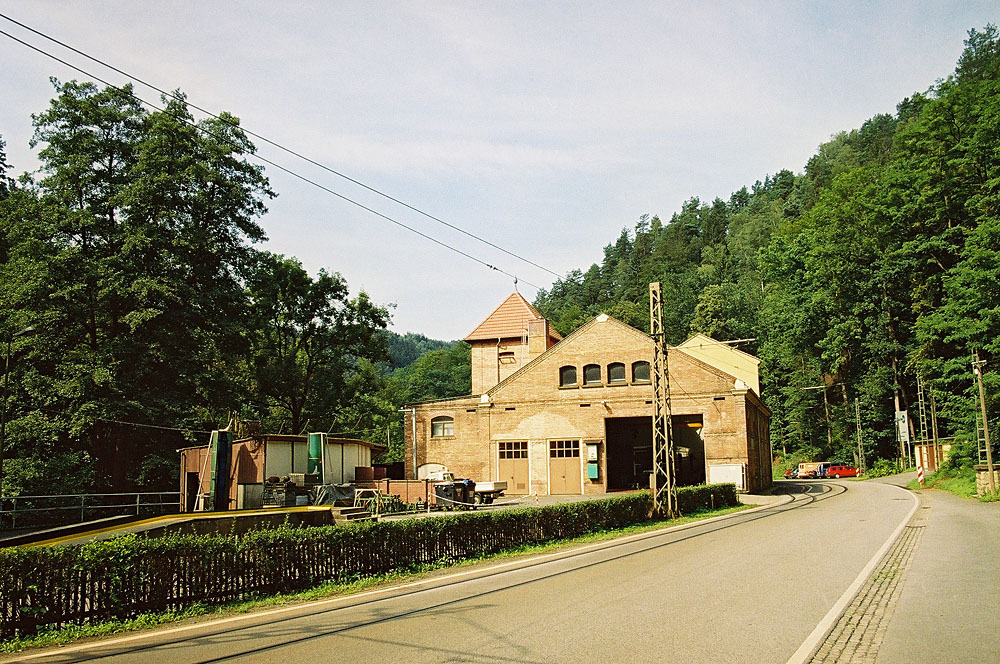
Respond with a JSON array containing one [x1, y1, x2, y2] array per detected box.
[[404, 293, 772, 494]]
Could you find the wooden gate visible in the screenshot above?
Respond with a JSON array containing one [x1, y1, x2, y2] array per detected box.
[[548, 440, 582, 494], [498, 441, 529, 494]]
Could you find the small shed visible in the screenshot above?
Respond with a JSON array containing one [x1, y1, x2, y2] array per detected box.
[[179, 434, 386, 512]]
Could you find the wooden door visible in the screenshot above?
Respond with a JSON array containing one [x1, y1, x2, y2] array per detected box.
[[499, 441, 529, 494], [548, 440, 582, 494]]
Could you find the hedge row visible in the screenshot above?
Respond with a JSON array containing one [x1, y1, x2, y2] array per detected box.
[[0, 485, 738, 638]]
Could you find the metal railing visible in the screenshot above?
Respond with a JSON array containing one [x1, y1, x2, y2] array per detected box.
[[0, 492, 181, 530]]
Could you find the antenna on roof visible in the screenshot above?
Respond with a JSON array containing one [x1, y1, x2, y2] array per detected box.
[[513, 275, 519, 292]]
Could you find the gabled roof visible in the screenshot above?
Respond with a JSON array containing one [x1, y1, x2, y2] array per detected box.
[[675, 333, 761, 395], [486, 313, 647, 396], [464, 292, 562, 342]]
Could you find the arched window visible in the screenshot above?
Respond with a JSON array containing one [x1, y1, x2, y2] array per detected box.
[[632, 361, 651, 383], [583, 363, 601, 385], [608, 362, 626, 384], [559, 365, 577, 387], [431, 416, 454, 437]]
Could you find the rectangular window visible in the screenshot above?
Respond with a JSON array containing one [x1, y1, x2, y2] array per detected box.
[[499, 441, 528, 459], [549, 440, 580, 458]]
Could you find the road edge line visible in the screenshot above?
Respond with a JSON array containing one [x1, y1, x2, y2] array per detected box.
[[784, 483, 920, 664], [9, 494, 793, 661]]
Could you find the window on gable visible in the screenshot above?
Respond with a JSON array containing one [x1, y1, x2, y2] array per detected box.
[[559, 365, 577, 387], [430, 416, 454, 437], [608, 362, 626, 384], [632, 361, 651, 383], [583, 363, 601, 385]]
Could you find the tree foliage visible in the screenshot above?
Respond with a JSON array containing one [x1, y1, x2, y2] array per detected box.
[[535, 25, 1000, 466], [0, 81, 397, 494]]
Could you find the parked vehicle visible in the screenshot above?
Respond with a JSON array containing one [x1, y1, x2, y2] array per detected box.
[[426, 470, 505, 506], [826, 464, 858, 479], [782, 468, 799, 479], [473, 480, 507, 504], [796, 462, 833, 478], [797, 462, 821, 479]]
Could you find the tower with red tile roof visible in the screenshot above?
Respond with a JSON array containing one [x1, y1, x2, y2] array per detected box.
[[465, 293, 562, 394]]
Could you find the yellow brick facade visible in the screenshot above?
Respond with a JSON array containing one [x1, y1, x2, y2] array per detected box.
[[405, 313, 772, 494]]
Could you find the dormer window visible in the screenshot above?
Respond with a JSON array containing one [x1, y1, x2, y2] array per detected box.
[[583, 364, 601, 386], [632, 361, 651, 383], [431, 416, 454, 437], [608, 362, 626, 384], [559, 365, 577, 387]]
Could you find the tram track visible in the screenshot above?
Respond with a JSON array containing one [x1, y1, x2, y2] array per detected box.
[[10, 483, 859, 664]]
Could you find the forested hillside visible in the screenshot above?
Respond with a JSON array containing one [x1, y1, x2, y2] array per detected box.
[[534, 26, 1000, 467], [2, 28, 997, 497]]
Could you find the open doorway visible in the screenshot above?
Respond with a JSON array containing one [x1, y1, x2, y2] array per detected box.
[[605, 417, 652, 490], [605, 415, 705, 490], [673, 415, 706, 486]]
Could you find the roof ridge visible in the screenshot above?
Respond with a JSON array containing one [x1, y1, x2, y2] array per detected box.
[[486, 312, 649, 396], [464, 292, 561, 342]]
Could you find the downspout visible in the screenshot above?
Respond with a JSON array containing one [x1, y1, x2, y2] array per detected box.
[[496, 337, 502, 386]]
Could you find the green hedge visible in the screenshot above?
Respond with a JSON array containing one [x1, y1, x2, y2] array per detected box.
[[0, 485, 738, 638]]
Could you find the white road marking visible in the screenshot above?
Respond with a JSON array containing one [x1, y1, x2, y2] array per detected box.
[[785, 483, 920, 664]]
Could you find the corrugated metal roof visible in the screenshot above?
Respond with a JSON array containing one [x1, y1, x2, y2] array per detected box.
[[464, 292, 562, 342]]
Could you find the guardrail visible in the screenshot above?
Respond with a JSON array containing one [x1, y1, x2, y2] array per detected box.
[[0, 492, 181, 530]]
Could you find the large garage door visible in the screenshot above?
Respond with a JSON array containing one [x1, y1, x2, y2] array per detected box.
[[549, 440, 582, 494], [499, 442, 529, 494]]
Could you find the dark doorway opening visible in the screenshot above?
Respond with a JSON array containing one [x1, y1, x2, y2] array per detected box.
[[673, 415, 706, 486], [605, 415, 706, 490], [185, 472, 200, 512], [606, 417, 652, 490]]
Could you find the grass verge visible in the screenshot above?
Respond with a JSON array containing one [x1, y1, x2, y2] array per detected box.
[[905, 466, 979, 499], [0, 503, 751, 654]]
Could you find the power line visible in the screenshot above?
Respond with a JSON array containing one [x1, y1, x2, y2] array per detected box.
[[0, 24, 544, 290], [33, 407, 215, 436], [0, 12, 562, 284]]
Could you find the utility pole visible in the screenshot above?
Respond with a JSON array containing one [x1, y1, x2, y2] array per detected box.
[[917, 376, 929, 470], [929, 388, 940, 471], [973, 351, 995, 494], [892, 356, 906, 467], [649, 282, 677, 518], [855, 398, 865, 474]]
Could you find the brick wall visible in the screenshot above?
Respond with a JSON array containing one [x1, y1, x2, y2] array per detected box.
[[407, 315, 771, 494]]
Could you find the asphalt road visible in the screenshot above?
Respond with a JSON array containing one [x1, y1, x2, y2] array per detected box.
[[6, 479, 921, 664], [876, 477, 1000, 663]]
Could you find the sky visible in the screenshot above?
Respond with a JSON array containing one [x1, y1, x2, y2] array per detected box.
[[0, 1, 997, 340]]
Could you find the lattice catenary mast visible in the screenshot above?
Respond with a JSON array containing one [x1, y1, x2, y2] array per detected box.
[[649, 282, 677, 517]]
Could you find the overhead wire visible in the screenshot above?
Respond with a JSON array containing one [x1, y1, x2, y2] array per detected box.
[[33, 407, 214, 436], [0, 25, 544, 289], [0, 12, 561, 286]]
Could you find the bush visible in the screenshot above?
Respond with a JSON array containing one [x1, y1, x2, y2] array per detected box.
[[0, 486, 737, 639], [676, 484, 739, 513], [942, 439, 978, 471], [865, 458, 901, 478]]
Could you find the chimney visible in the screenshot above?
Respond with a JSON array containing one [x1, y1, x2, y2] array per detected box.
[[527, 318, 549, 359]]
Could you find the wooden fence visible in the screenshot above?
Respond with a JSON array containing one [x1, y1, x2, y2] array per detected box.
[[0, 485, 737, 638]]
